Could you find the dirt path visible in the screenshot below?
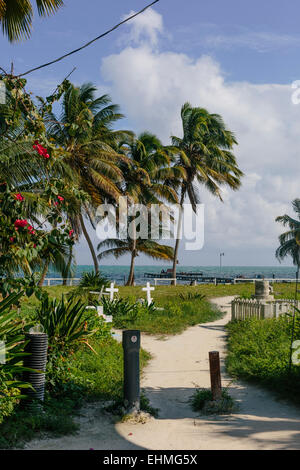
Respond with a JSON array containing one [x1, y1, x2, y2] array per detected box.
[[27, 296, 300, 450]]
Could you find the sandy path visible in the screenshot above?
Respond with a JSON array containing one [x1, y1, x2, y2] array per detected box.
[[26, 296, 300, 450]]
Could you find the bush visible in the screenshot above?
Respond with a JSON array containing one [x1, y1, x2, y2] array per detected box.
[[101, 297, 158, 329], [190, 387, 236, 414], [69, 271, 110, 303], [79, 271, 109, 289]]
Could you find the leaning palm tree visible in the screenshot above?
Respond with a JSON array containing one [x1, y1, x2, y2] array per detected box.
[[171, 103, 243, 282], [112, 132, 181, 285], [0, 0, 63, 42], [276, 199, 300, 269], [98, 238, 174, 285], [46, 82, 130, 273]]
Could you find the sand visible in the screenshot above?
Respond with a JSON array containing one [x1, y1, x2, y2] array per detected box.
[[26, 296, 300, 450]]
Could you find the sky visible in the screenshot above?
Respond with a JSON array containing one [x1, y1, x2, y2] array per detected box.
[[1, 0, 300, 267]]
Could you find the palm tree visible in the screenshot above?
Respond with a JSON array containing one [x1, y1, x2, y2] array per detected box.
[[111, 132, 180, 285], [0, 0, 63, 42], [276, 199, 300, 269], [46, 82, 130, 273], [97, 238, 174, 285], [170, 103, 243, 282]]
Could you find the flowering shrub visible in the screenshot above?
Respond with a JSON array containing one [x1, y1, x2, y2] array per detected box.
[[32, 141, 50, 159], [0, 181, 75, 296]]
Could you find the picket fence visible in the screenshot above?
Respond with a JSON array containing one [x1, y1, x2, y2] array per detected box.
[[231, 298, 300, 321]]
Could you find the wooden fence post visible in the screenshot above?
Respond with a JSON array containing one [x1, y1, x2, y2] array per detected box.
[[209, 351, 222, 400]]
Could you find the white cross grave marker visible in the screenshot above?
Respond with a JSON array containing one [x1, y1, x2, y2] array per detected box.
[[142, 282, 155, 306], [105, 282, 119, 301]]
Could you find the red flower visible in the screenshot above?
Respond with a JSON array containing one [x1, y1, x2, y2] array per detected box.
[[9, 237, 14, 242], [69, 229, 74, 237], [57, 196, 64, 202], [15, 193, 24, 202], [14, 219, 28, 229], [33, 141, 50, 159], [27, 225, 36, 235]]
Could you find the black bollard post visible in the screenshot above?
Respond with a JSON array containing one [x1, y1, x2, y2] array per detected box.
[[122, 330, 140, 412], [22, 332, 48, 411]]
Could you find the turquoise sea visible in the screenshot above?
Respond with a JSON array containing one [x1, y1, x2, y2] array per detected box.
[[46, 265, 298, 285]]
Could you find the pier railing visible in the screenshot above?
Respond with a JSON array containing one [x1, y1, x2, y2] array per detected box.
[[43, 278, 81, 287], [153, 278, 177, 286]]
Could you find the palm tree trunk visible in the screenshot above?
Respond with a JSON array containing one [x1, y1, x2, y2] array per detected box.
[[126, 219, 136, 286], [126, 247, 136, 286], [63, 246, 73, 286], [171, 190, 185, 285], [38, 259, 50, 287], [79, 213, 99, 273]]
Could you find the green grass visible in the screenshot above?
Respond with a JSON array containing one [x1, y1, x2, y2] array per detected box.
[[113, 297, 223, 335], [117, 282, 297, 302], [18, 282, 298, 319], [226, 315, 300, 406]]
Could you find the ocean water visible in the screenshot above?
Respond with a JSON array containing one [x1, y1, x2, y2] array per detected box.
[[46, 265, 298, 286]]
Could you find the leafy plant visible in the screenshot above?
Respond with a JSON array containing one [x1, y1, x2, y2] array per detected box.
[[69, 271, 110, 303], [102, 297, 139, 329], [34, 294, 97, 354], [190, 387, 236, 414], [0, 291, 33, 417], [79, 271, 109, 289], [179, 292, 206, 301]]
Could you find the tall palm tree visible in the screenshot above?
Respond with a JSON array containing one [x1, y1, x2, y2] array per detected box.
[[46, 82, 130, 273], [0, 0, 63, 42], [276, 199, 300, 269], [171, 103, 243, 282], [111, 132, 181, 285]]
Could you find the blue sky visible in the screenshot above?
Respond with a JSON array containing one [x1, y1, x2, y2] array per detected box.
[[1, 0, 300, 266]]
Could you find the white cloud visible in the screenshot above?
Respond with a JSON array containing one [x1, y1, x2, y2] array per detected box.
[[119, 8, 163, 47], [99, 10, 300, 265]]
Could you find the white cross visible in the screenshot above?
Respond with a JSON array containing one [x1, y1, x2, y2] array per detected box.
[[142, 282, 155, 306], [105, 282, 119, 301]]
